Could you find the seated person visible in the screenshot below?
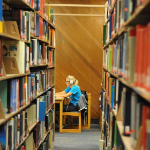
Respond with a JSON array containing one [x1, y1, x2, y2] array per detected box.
[[55, 75, 81, 112]]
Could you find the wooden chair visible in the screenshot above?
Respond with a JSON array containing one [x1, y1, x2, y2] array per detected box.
[[61, 111, 82, 133], [61, 93, 91, 133]]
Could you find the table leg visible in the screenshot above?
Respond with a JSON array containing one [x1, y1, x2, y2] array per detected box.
[[59, 101, 63, 133]]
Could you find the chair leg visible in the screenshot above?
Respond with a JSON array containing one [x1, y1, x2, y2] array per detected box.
[[79, 113, 81, 132], [63, 115, 66, 124], [71, 117, 73, 127]]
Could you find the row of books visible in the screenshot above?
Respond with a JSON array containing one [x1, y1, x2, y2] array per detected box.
[[3, 10, 55, 44], [0, 106, 53, 150], [3, 40, 30, 74], [0, 0, 2, 33], [19, 129, 53, 150], [30, 40, 55, 66], [103, 24, 150, 91], [2, 40, 55, 75], [102, 72, 119, 111], [100, 117, 125, 150], [38, 130, 54, 150], [0, 38, 2, 76], [19, 129, 54, 150], [23, 0, 51, 21], [0, 103, 54, 150], [0, 70, 55, 114], [101, 73, 150, 149], [104, 0, 146, 44]]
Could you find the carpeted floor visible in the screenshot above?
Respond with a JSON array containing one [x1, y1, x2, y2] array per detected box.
[[53, 124, 101, 150]]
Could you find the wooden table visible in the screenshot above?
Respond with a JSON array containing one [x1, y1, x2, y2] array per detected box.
[[55, 97, 64, 133]]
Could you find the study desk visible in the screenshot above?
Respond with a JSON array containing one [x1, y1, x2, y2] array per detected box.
[[55, 97, 64, 133]]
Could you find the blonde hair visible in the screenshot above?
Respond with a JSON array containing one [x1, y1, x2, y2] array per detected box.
[[67, 75, 79, 85]]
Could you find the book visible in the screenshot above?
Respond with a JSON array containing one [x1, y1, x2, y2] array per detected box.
[[0, 124, 6, 150], [0, 80, 7, 114]]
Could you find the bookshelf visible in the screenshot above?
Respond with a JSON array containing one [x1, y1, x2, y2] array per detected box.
[[100, 0, 150, 150], [0, 0, 56, 150]]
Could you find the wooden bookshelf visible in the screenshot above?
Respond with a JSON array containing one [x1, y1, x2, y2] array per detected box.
[[0, 1, 56, 149], [102, 0, 150, 150]]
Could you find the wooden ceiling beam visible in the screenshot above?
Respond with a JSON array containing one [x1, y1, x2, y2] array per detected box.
[[50, 13, 105, 16], [44, 4, 106, 7]]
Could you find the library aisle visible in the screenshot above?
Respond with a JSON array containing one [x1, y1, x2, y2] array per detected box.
[[53, 124, 100, 150]]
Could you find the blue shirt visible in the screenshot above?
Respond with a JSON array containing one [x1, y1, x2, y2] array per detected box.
[[64, 85, 81, 106]]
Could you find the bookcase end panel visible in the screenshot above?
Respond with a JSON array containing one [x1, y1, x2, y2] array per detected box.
[[4, 21, 20, 39], [3, 57, 20, 74], [0, 99, 6, 119], [134, 126, 142, 150]]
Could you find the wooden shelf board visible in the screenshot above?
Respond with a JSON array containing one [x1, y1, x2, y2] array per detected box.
[[109, 0, 117, 15], [30, 34, 49, 44], [0, 33, 30, 44], [3, 0, 33, 9], [37, 124, 54, 150], [104, 32, 118, 48], [16, 135, 29, 150], [16, 121, 54, 150], [30, 64, 48, 68], [47, 45, 55, 49], [16, 121, 39, 149], [117, 121, 133, 150], [21, 39, 30, 44], [133, 87, 150, 102], [0, 103, 30, 126], [47, 66, 55, 69], [104, 18, 109, 25], [28, 121, 39, 132], [118, 78, 135, 89], [112, 109, 117, 116], [0, 72, 30, 81], [124, 0, 150, 26], [118, 27, 127, 36], [103, 27, 127, 49], [36, 11, 55, 29], [46, 103, 54, 115], [0, 33, 20, 40], [104, 0, 116, 25], [103, 67, 118, 78]]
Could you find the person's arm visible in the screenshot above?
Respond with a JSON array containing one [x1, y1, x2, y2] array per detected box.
[[55, 92, 72, 98], [55, 91, 66, 95]]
